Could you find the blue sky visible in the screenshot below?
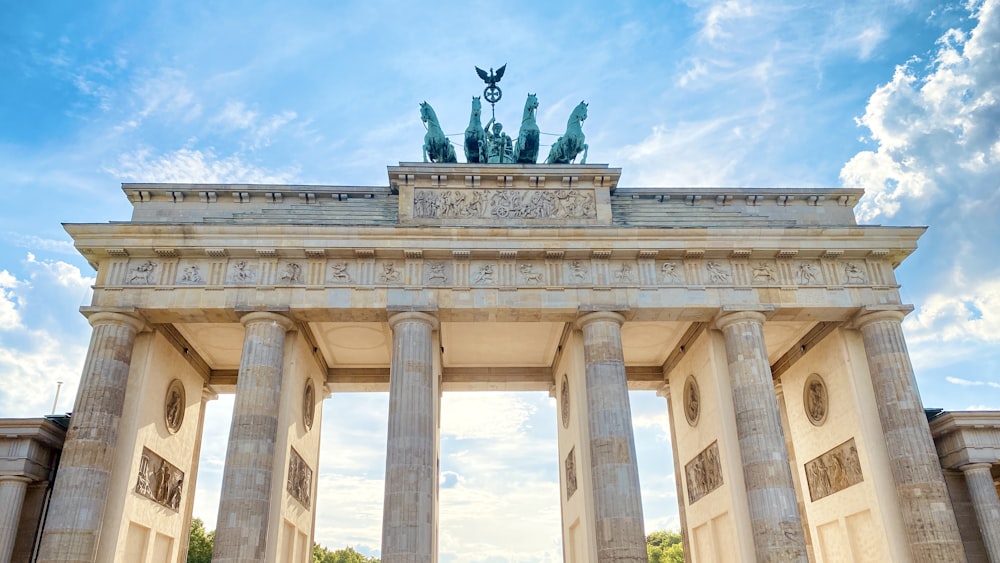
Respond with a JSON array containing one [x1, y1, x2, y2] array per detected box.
[[2, 0, 999, 560]]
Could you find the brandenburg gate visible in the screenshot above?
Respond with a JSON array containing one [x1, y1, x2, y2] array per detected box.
[[31, 158, 984, 562]]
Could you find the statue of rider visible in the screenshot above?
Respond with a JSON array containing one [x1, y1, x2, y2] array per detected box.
[[484, 118, 514, 163]]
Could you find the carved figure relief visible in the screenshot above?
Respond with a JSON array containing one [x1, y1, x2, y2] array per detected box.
[[412, 189, 596, 220], [660, 262, 682, 283], [685, 441, 723, 504], [569, 260, 589, 282], [135, 447, 183, 511], [844, 262, 867, 284], [752, 262, 778, 283], [560, 374, 570, 429], [179, 264, 203, 284], [706, 261, 731, 284], [303, 379, 315, 431], [127, 260, 157, 285], [565, 447, 577, 499], [804, 373, 828, 426], [805, 438, 864, 502], [472, 264, 495, 285], [278, 262, 302, 283], [164, 379, 185, 434], [330, 262, 352, 283], [287, 447, 312, 508], [796, 262, 820, 285], [683, 376, 700, 427], [230, 260, 256, 283], [520, 264, 543, 284], [379, 262, 401, 283], [613, 263, 636, 283], [427, 262, 449, 284]]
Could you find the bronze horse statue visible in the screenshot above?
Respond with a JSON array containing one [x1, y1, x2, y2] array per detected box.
[[514, 93, 540, 164], [420, 101, 457, 163], [464, 96, 486, 163], [545, 101, 588, 164]]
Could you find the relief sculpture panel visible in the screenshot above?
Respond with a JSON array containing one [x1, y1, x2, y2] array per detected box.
[[135, 447, 184, 511], [413, 188, 596, 220], [805, 438, 864, 502], [685, 441, 723, 504], [287, 447, 313, 509]]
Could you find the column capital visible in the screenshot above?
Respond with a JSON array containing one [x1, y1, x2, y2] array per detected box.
[[0, 475, 31, 485], [575, 310, 625, 330], [85, 311, 146, 332], [239, 311, 295, 331], [713, 309, 767, 330], [959, 462, 995, 474], [850, 305, 915, 329], [387, 311, 439, 331], [656, 383, 671, 399]]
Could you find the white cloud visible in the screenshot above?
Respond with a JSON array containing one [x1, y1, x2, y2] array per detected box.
[[25, 253, 95, 291], [105, 147, 298, 184], [945, 376, 1000, 389], [441, 393, 537, 440], [0, 328, 86, 416], [843, 0, 1000, 221], [125, 68, 202, 128], [0, 270, 25, 330], [213, 101, 298, 150], [699, 0, 755, 43], [6, 234, 77, 255], [902, 278, 1000, 345]]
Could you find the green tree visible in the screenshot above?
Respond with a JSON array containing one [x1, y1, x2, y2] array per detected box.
[[646, 530, 684, 563], [187, 518, 214, 563], [313, 543, 380, 563]]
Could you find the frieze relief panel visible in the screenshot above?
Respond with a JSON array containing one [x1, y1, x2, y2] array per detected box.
[[685, 441, 723, 504], [102, 255, 899, 292], [135, 447, 184, 511], [805, 438, 864, 502], [413, 188, 597, 220], [287, 447, 312, 509]]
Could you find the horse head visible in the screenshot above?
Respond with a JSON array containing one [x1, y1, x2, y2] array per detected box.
[[419, 101, 436, 125], [471, 96, 481, 120], [570, 101, 588, 124], [525, 93, 538, 111]]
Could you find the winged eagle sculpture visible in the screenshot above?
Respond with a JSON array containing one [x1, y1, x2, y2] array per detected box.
[[475, 64, 506, 87]]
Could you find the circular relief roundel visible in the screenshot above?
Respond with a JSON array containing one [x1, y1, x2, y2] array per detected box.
[[164, 379, 185, 434], [804, 373, 828, 426], [683, 375, 700, 427], [560, 374, 570, 429], [303, 379, 316, 431]]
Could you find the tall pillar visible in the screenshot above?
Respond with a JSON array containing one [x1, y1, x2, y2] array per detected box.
[[0, 476, 30, 563], [715, 310, 807, 563], [855, 309, 965, 562], [576, 311, 647, 562], [37, 311, 145, 563], [657, 384, 690, 563], [960, 463, 1000, 562], [179, 386, 217, 561], [381, 311, 439, 563], [212, 312, 294, 563]]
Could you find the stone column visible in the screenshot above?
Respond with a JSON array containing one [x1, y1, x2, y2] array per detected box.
[[179, 386, 217, 561], [0, 476, 30, 563], [37, 311, 145, 563], [576, 311, 647, 562], [715, 310, 807, 563], [212, 312, 294, 563], [960, 463, 1000, 562], [381, 311, 439, 563], [855, 309, 965, 562], [657, 384, 690, 563]]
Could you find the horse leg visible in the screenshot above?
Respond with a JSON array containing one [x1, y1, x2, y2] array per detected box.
[[423, 143, 430, 163], [581, 143, 588, 165]]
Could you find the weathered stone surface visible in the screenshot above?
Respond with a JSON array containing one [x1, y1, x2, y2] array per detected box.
[[36, 312, 144, 563], [716, 310, 808, 563], [577, 311, 647, 562], [960, 463, 1000, 563], [856, 309, 966, 563], [0, 476, 29, 563], [212, 312, 294, 563], [381, 312, 439, 563]]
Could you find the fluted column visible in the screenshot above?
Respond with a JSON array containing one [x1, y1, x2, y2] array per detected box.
[[855, 309, 965, 562], [212, 312, 294, 563], [37, 312, 145, 563], [179, 386, 217, 561], [715, 310, 806, 563], [0, 476, 30, 563], [961, 463, 1000, 562], [657, 384, 690, 563], [576, 311, 647, 562], [381, 311, 439, 563]]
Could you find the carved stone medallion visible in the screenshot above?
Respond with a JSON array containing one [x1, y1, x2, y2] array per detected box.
[[683, 375, 700, 427], [303, 379, 315, 431], [560, 374, 570, 429], [804, 373, 828, 426], [164, 379, 185, 434]]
